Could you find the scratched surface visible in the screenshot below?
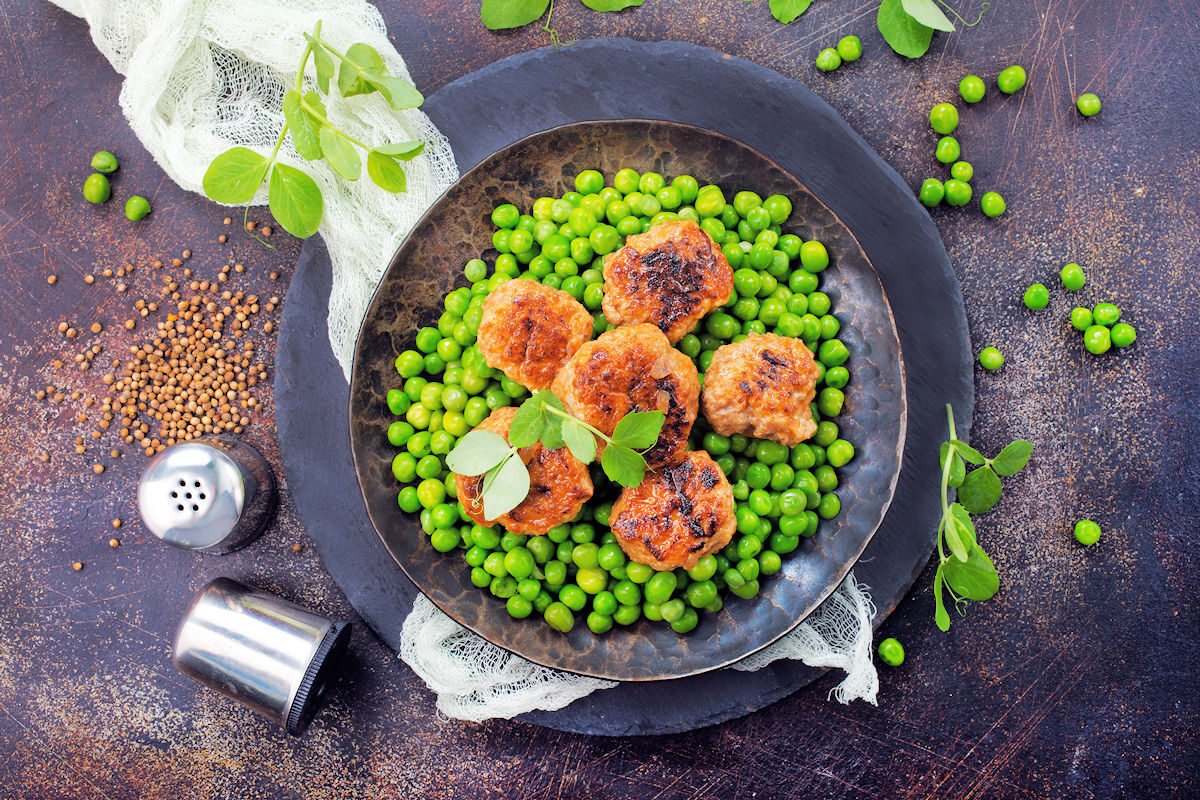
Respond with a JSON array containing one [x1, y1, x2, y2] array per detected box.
[[1, 1, 1197, 798]]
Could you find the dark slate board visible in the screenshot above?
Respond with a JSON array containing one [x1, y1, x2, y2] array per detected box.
[[276, 39, 972, 736]]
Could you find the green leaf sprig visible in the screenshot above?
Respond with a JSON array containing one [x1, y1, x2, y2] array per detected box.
[[201, 21, 426, 239], [446, 390, 665, 520], [877, 0, 990, 59], [480, 0, 643, 40], [932, 404, 1032, 632]]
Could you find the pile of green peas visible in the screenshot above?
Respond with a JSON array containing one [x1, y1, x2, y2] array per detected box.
[[815, 35, 863, 72], [81, 149, 153, 221], [1019, 262, 1136, 355], [384, 167, 854, 635]]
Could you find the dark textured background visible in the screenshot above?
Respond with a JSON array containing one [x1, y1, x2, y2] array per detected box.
[[1, 1, 1197, 798]]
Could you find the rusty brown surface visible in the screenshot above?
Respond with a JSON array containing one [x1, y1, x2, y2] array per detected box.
[[1, 2, 1197, 798]]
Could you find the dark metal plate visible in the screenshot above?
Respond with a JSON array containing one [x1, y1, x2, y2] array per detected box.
[[348, 119, 906, 681], [277, 39, 971, 734]]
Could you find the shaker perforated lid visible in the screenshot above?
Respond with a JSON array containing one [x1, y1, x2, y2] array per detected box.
[[137, 436, 276, 554]]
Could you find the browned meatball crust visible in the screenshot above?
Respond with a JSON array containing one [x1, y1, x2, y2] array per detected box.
[[701, 333, 820, 446], [602, 219, 734, 343], [609, 451, 736, 571], [455, 407, 593, 535], [477, 279, 594, 391], [551, 323, 699, 470]]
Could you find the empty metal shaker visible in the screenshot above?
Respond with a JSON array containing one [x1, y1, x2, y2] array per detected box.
[[137, 436, 277, 554], [172, 578, 351, 736]]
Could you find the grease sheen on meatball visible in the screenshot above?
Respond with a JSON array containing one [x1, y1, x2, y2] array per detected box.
[[701, 333, 820, 446], [455, 407, 593, 535], [609, 451, 737, 571], [477, 279, 594, 391], [602, 219, 734, 343], [552, 323, 699, 470]]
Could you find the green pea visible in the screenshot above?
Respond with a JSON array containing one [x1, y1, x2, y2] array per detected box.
[[695, 185, 727, 218], [544, 602, 575, 632], [817, 387, 845, 417], [576, 567, 609, 595], [817, 492, 841, 520], [1083, 325, 1112, 355], [644, 572, 677, 604], [978, 346, 1004, 371], [473, 525, 501, 550], [687, 555, 718, 583], [940, 178, 971, 207], [491, 203, 520, 229], [1076, 92, 1101, 117], [980, 192, 1006, 218], [807, 292, 831, 317], [918, 178, 945, 207], [1110, 323, 1136, 348], [639, 171, 666, 195], [574, 169, 604, 195], [800, 240, 829, 273], [756, 440, 790, 466], [814, 464, 838, 493], [625, 561, 654, 584], [733, 267, 762, 298], [706, 313, 740, 340], [1020, 283, 1049, 310], [558, 584, 587, 611], [935, 136, 961, 164], [124, 195, 151, 221], [836, 35, 862, 62], [827, 440, 855, 468], [82, 173, 111, 204], [729, 578, 760, 599], [1093, 302, 1120, 327], [824, 366, 850, 389], [997, 65, 1027, 95], [950, 161, 974, 182], [877, 636, 905, 666], [397, 486, 420, 513], [813, 421, 838, 448], [1073, 519, 1102, 546], [612, 168, 639, 194], [431, 525, 460, 551], [500, 547, 533, 579], [815, 47, 842, 72], [817, 339, 849, 367], [90, 150, 118, 174], [469, 566, 490, 588], [959, 74, 986, 104], [1060, 262, 1086, 291], [929, 103, 959, 135], [391, 452, 417, 483], [1069, 307, 1094, 332]]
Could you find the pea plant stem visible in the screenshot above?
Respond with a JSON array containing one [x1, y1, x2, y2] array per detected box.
[[541, 399, 614, 446]]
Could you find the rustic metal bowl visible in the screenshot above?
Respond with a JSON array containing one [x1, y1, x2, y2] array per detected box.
[[349, 120, 905, 681]]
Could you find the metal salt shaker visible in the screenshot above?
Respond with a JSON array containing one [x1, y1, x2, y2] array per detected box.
[[137, 435, 277, 554], [172, 578, 352, 736]]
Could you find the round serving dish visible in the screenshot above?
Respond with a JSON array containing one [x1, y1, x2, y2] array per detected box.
[[348, 119, 906, 682]]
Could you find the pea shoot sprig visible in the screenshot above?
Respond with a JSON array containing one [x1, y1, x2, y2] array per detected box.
[[933, 404, 1032, 631], [446, 390, 665, 519], [201, 21, 426, 239]]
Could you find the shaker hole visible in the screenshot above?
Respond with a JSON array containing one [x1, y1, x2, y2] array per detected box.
[[194, 481, 201, 488], [192, 504, 199, 512], [198, 493, 206, 500], [176, 504, 184, 511], [185, 492, 192, 499], [170, 491, 178, 498], [179, 479, 186, 487]]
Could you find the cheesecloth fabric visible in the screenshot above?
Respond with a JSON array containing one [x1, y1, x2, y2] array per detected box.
[[54, 0, 879, 722]]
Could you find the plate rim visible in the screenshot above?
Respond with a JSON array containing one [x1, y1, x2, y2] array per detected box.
[[348, 117, 907, 681]]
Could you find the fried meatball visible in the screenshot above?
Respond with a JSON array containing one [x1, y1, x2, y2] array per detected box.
[[552, 323, 699, 469], [477, 279, 594, 391], [455, 407, 593, 535], [602, 219, 734, 343], [609, 451, 736, 571], [701, 333, 820, 446]]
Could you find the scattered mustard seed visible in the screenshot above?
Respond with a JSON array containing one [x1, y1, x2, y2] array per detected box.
[[291, 543, 304, 553], [109, 538, 120, 548], [47, 274, 57, 285], [72, 561, 84, 571], [93, 464, 104, 474]]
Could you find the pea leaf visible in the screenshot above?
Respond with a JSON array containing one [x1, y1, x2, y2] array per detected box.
[[267, 162, 323, 238], [508, 394, 546, 448], [366, 150, 407, 193], [319, 128, 361, 181], [943, 516, 968, 562], [939, 442, 965, 488], [311, 42, 334, 94], [877, 0, 934, 58], [901, 0, 955, 31], [949, 439, 987, 465], [581, 0, 644, 9], [540, 412, 565, 450], [601, 444, 647, 488], [338, 42, 386, 97], [933, 565, 951, 632], [283, 90, 322, 161], [481, 453, 530, 520], [374, 141, 426, 161], [481, 0, 550, 30], [365, 73, 424, 110], [561, 418, 597, 464], [949, 503, 976, 549], [303, 90, 328, 119], [610, 410, 666, 451], [943, 546, 1000, 601], [769, 0, 813, 24], [992, 439, 1033, 477], [446, 430, 512, 475], [202, 147, 270, 204], [957, 465, 1003, 515]]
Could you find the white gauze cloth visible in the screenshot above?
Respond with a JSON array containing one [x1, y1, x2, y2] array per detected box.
[[49, 0, 458, 376], [401, 573, 877, 722], [56, 0, 879, 721]]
